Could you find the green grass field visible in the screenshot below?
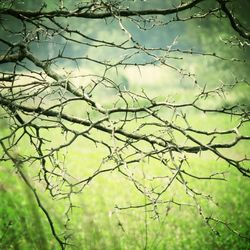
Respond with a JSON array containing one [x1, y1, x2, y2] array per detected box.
[[0, 109, 250, 250]]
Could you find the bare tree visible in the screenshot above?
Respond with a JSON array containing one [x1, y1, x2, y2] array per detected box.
[[0, 0, 249, 249]]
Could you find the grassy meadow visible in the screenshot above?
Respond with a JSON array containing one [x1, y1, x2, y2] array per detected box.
[[0, 101, 250, 250]]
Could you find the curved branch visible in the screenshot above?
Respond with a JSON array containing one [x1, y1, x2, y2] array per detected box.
[[218, 0, 250, 41], [0, 0, 205, 19], [1, 95, 249, 157]]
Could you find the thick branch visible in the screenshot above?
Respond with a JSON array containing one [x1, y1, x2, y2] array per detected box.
[[0, 0, 205, 19], [218, 0, 250, 41], [1, 96, 249, 157], [0, 52, 25, 64]]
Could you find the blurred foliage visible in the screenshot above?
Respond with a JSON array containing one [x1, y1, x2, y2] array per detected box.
[[0, 167, 56, 250], [1, 111, 250, 249], [0, 150, 249, 249]]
